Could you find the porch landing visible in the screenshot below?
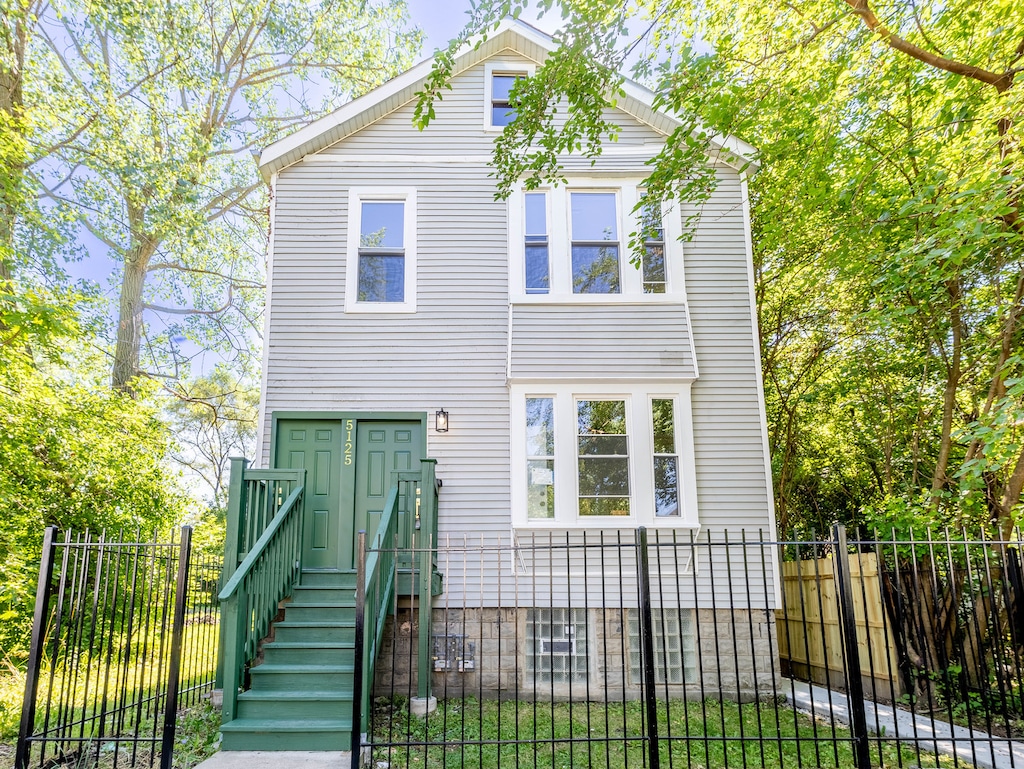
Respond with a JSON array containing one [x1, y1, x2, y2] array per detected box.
[[194, 751, 350, 769]]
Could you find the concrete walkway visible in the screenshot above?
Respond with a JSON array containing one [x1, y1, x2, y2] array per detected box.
[[194, 751, 350, 769], [789, 680, 1024, 769]]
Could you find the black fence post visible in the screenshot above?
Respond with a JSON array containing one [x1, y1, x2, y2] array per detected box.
[[351, 530, 367, 769], [636, 526, 661, 769], [15, 526, 58, 769], [833, 524, 871, 769], [160, 526, 193, 769]]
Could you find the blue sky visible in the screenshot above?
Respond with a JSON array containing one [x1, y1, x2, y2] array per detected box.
[[407, 0, 551, 54]]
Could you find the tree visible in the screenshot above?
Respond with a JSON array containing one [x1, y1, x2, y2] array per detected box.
[[166, 366, 259, 510], [0, 343, 188, 657], [419, 0, 1024, 532], [23, 0, 421, 392]]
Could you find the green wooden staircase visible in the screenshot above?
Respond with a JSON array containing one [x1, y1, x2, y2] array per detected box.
[[220, 570, 358, 750], [216, 459, 439, 752]]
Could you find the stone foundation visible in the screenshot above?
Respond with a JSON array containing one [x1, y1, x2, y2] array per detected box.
[[372, 607, 778, 702]]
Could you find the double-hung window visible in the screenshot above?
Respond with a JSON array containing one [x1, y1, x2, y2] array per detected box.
[[652, 399, 681, 517], [491, 74, 519, 127], [570, 192, 620, 294], [526, 397, 555, 519], [512, 385, 697, 527], [577, 399, 630, 516], [641, 200, 666, 294], [524, 193, 550, 294], [484, 62, 534, 130], [345, 189, 416, 313]]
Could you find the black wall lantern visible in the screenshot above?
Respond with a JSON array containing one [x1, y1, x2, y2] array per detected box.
[[435, 407, 449, 433]]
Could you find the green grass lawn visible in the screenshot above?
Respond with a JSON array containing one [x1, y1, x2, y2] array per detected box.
[[370, 695, 968, 768]]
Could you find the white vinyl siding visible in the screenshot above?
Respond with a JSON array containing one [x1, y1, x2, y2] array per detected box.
[[509, 304, 697, 380]]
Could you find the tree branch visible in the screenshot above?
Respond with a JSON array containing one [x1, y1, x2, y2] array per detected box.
[[845, 0, 1014, 92], [143, 286, 233, 316], [146, 261, 264, 288]]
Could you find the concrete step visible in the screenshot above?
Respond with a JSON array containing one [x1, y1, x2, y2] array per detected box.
[[195, 750, 351, 768]]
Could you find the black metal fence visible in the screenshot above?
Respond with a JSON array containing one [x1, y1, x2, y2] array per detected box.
[[15, 526, 221, 769], [358, 526, 1024, 769]]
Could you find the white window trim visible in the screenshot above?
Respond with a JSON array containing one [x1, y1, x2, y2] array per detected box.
[[510, 383, 699, 529], [483, 60, 536, 132], [345, 187, 417, 313], [508, 177, 686, 303]]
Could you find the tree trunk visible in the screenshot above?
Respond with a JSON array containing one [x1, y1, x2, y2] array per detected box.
[[112, 232, 156, 393], [0, 6, 28, 295], [930, 278, 964, 502]]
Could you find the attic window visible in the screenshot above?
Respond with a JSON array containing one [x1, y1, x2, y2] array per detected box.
[[491, 74, 521, 127]]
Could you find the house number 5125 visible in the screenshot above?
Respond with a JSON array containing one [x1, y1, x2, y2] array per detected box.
[[344, 419, 354, 465]]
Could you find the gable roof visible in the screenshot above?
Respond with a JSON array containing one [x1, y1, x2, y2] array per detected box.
[[257, 18, 758, 181]]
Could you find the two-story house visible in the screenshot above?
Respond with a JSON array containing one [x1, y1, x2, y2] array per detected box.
[[217, 18, 777, 752]]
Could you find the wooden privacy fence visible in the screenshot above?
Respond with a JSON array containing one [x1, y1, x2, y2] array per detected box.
[[777, 551, 904, 699]]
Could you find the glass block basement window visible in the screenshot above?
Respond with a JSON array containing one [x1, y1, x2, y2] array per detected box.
[[628, 608, 696, 685], [526, 608, 589, 685]]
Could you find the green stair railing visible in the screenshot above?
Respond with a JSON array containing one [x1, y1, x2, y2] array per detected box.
[[352, 459, 438, 753], [218, 466, 306, 723]]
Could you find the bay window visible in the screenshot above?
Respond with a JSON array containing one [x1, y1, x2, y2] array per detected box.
[[511, 385, 698, 527], [509, 180, 682, 300]]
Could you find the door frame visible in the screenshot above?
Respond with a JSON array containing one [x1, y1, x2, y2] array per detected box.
[[270, 411, 428, 570], [269, 410, 428, 465]]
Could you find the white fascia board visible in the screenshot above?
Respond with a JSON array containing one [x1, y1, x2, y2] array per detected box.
[[258, 56, 438, 179], [617, 79, 759, 175]]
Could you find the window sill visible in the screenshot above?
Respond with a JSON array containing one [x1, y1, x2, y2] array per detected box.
[[514, 518, 700, 530], [345, 302, 417, 314], [510, 293, 688, 306]]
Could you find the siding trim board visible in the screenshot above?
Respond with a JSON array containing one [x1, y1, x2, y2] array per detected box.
[[254, 171, 278, 463]]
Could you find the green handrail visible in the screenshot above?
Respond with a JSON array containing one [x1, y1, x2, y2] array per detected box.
[[358, 483, 402, 734], [217, 462, 306, 689], [219, 484, 305, 723], [354, 458, 439, 744]]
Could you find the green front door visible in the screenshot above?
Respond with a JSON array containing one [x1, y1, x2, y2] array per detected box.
[[354, 421, 422, 555], [275, 417, 423, 571], [275, 419, 347, 570]]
